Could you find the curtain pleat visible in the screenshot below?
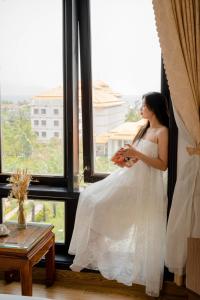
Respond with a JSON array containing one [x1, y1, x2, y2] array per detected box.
[[152, 0, 200, 277]]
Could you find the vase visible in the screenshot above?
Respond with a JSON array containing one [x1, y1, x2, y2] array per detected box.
[[17, 201, 26, 229]]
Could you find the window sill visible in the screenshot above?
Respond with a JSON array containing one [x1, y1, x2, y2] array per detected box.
[[0, 183, 80, 199]]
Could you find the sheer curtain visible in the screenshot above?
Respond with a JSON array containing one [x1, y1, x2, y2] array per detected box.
[[152, 0, 200, 282]]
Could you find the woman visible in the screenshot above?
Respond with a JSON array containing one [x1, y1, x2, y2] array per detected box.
[[69, 92, 169, 297]]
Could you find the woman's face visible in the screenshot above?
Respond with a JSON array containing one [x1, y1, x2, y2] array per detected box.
[[140, 100, 154, 119]]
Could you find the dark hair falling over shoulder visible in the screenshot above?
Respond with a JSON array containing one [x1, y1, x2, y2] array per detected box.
[[132, 92, 169, 144]]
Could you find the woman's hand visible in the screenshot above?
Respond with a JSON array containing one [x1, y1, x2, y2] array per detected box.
[[122, 144, 139, 159]]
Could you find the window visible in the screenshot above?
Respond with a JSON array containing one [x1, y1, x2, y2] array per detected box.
[[41, 120, 46, 126], [41, 108, 47, 115], [80, 0, 163, 180], [54, 108, 59, 115], [34, 108, 39, 114], [0, 0, 64, 177], [0, 0, 80, 259], [79, 0, 177, 218], [54, 132, 60, 138], [0, 0, 177, 265], [91, 0, 160, 174], [41, 131, 47, 138], [54, 120, 59, 127], [34, 120, 39, 126], [2, 198, 65, 243]]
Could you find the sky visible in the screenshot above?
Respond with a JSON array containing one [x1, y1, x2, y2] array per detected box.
[[0, 0, 161, 99], [90, 0, 161, 95]]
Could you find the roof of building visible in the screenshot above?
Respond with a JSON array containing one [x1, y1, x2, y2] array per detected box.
[[32, 86, 63, 100], [32, 81, 126, 108], [90, 81, 125, 108], [95, 119, 146, 143]]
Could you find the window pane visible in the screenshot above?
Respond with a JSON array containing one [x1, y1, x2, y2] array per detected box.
[[90, 0, 161, 173], [0, 0, 64, 176], [3, 198, 65, 243]]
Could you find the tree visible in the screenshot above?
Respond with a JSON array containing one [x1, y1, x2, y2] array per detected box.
[[2, 105, 37, 159], [125, 107, 141, 122]]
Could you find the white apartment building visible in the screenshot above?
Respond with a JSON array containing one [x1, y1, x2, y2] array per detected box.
[[30, 86, 63, 141], [31, 82, 128, 142]]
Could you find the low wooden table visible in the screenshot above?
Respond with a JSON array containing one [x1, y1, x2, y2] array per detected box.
[[0, 223, 55, 296]]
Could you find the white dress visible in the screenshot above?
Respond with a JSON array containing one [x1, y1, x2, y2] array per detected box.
[[69, 139, 167, 297]]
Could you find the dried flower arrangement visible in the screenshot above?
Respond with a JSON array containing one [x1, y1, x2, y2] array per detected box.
[[7, 169, 32, 202], [7, 169, 32, 228]]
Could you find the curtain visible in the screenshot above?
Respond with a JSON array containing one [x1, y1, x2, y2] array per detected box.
[[152, 0, 200, 278]]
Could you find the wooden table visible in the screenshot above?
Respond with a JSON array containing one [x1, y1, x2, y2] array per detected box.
[[0, 223, 55, 296]]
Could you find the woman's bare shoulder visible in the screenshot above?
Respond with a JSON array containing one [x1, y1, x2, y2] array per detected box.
[[158, 126, 168, 135], [157, 126, 168, 141]]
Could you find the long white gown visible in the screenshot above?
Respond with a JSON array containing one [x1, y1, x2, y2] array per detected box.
[[69, 139, 167, 297]]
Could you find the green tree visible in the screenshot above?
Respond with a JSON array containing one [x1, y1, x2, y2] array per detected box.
[[2, 106, 37, 159], [125, 107, 141, 122]]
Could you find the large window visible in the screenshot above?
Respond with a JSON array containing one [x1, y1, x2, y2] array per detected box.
[[0, 0, 64, 176], [2, 198, 65, 243], [89, 0, 161, 174], [0, 0, 177, 263], [0, 0, 79, 258], [79, 0, 166, 183]]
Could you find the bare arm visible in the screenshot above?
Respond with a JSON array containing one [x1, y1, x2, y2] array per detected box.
[[123, 128, 168, 171]]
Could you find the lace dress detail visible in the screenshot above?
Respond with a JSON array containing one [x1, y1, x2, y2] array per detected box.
[[69, 139, 167, 297]]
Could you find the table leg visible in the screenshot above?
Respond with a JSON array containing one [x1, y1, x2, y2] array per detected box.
[[20, 262, 32, 296], [45, 238, 55, 286]]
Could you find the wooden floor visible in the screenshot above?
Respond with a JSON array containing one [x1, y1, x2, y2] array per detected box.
[[0, 269, 189, 300]]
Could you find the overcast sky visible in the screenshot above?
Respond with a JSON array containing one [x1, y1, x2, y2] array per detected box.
[[0, 0, 161, 98]]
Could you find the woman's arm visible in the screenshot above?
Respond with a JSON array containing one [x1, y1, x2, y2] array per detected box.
[[123, 128, 168, 171]]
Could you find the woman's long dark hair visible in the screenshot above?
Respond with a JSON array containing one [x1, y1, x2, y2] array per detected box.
[[132, 92, 169, 143]]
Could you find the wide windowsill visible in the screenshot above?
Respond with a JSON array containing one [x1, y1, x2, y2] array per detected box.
[[0, 183, 80, 199]]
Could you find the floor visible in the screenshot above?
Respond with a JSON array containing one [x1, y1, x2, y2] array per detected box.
[[0, 270, 189, 300]]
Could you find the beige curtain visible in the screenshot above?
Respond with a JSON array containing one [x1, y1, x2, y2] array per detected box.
[[153, 0, 200, 277]]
